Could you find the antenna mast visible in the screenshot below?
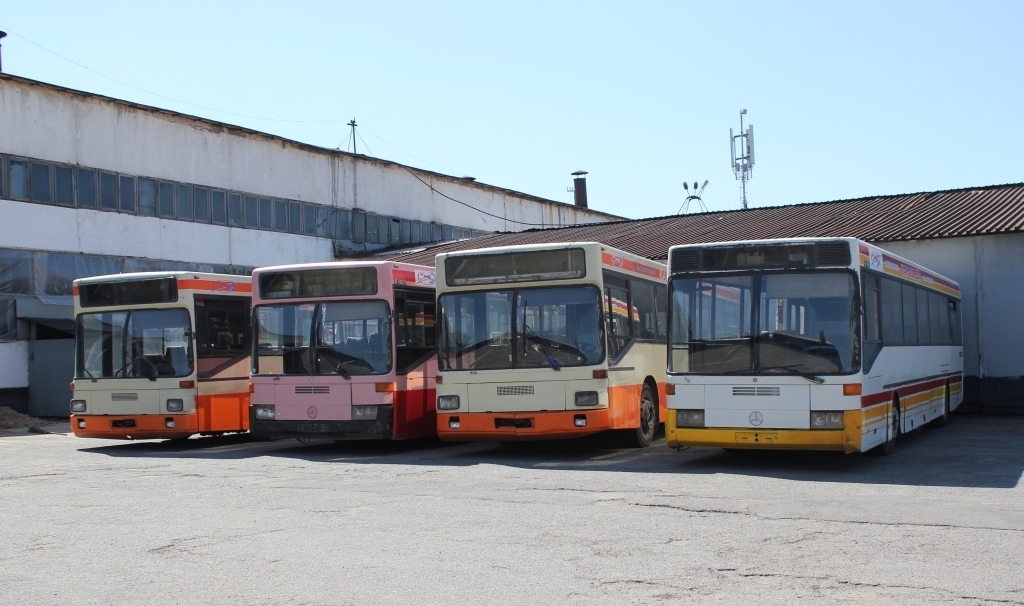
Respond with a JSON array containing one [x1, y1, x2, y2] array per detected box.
[[346, 118, 358, 154], [730, 109, 755, 209]]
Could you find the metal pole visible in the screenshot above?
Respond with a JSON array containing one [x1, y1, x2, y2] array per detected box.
[[0, 31, 7, 73]]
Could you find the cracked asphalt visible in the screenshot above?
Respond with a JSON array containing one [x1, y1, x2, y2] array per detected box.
[[1, 414, 1022, 605]]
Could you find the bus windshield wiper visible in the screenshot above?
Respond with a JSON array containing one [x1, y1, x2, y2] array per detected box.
[[522, 324, 561, 371], [759, 364, 825, 384]]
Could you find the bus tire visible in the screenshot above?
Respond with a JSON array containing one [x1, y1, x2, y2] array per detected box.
[[931, 386, 950, 428], [878, 397, 901, 456], [623, 383, 657, 448]]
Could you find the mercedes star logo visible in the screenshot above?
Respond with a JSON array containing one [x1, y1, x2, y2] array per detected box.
[[307, 406, 318, 419], [749, 411, 764, 426]]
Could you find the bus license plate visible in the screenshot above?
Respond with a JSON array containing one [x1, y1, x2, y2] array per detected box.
[[735, 432, 778, 444], [297, 423, 329, 433]]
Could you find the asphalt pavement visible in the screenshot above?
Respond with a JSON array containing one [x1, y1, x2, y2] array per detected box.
[[1, 414, 1021, 605]]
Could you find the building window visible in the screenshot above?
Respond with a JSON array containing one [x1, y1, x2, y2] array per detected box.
[[119, 176, 136, 213], [273, 199, 287, 232], [159, 182, 175, 217], [288, 202, 302, 234], [194, 187, 209, 223], [303, 204, 316, 235], [228, 193, 242, 227], [9, 160, 29, 200], [55, 166, 74, 207], [315, 206, 327, 237], [432, 223, 443, 241], [257, 197, 270, 230], [31, 163, 52, 204], [333, 209, 352, 240], [77, 169, 96, 208], [176, 184, 193, 220], [443, 226, 453, 241], [352, 210, 366, 243], [250, 196, 264, 229], [137, 178, 157, 217], [365, 212, 378, 242], [211, 190, 226, 225], [100, 172, 118, 210]]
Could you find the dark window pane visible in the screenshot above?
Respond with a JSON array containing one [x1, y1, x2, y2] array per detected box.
[[432, 223, 443, 241], [119, 176, 136, 213], [288, 202, 301, 234], [10, 161, 28, 200], [137, 178, 157, 216], [100, 172, 118, 210], [211, 190, 226, 224], [443, 226, 453, 241], [55, 166, 74, 207], [228, 193, 242, 226], [256, 197, 270, 229], [366, 213, 379, 242], [194, 187, 209, 222], [315, 206, 327, 237], [916, 287, 929, 344], [177, 185, 193, 220], [303, 204, 315, 235], [274, 199, 287, 232], [76, 169, 96, 208], [901, 283, 917, 344], [31, 163, 52, 203], [159, 182, 175, 217], [401, 220, 411, 244], [249, 196, 263, 229], [352, 211, 366, 242], [880, 278, 903, 344], [332, 209, 352, 240], [0, 157, 3, 197]]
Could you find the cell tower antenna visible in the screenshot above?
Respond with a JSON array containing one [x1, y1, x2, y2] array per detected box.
[[730, 109, 755, 209]]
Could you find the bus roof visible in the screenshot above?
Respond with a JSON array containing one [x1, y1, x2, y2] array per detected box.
[[73, 271, 251, 287], [437, 241, 664, 269], [250, 259, 432, 279]]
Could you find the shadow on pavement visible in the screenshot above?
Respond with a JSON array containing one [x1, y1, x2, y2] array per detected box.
[[77, 414, 1024, 489]]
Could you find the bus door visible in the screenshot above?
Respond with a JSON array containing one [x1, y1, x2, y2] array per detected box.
[[605, 280, 638, 428], [393, 289, 437, 438]]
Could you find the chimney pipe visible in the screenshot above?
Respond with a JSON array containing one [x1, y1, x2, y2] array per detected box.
[[571, 170, 589, 209], [0, 32, 6, 73]]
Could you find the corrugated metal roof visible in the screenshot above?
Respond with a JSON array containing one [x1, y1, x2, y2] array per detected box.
[[387, 182, 1024, 265]]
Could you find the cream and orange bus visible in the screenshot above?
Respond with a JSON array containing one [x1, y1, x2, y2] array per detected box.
[[665, 237, 963, 454], [71, 272, 252, 440], [435, 242, 667, 447], [248, 261, 437, 440]]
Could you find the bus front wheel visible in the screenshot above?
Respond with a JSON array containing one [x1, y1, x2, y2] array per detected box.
[[879, 397, 901, 456], [623, 384, 657, 448], [930, 387, 950, 428]]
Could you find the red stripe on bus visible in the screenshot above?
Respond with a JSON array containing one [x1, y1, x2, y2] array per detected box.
[[393, 269, 416, 284], [72, 285, 79, 296], [601, 252, 667, 280], [861, 374, 961, 408], [178, 279, 252, 294]]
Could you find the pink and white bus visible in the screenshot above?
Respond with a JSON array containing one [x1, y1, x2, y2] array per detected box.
[[248, 261, 437, 440]]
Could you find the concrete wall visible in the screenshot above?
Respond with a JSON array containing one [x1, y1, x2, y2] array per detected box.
[[0, 341, 29, 389], [0, 76, 616, 234], [882, 233, 1024, 413]]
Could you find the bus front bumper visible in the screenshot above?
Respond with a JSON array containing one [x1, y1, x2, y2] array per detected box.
[[666, 415, 861, 454], [249, 405, 394, 440], [71, 414, 198, 440], [437, 409, 610, 441]]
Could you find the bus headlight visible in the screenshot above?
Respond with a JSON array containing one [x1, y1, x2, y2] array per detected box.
[[352, 405, 378, 420], [574, 391, 599, 407], [811, 411, 844, 429], [166, 399, 184, 412], [676, 409, 705, 428], [71, 400, 87, 413], [254, 405, 275, 420], [437, 395, 460, 411]]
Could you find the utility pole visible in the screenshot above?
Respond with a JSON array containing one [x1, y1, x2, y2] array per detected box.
[[347, 118, 358, 154]]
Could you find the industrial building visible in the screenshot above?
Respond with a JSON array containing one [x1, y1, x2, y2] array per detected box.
[[0, 73, 619, 415], [391, 182, 1024, 414]]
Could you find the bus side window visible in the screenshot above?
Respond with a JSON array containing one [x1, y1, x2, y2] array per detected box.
[[196, 297, 250, 359], [654, 284, 668, 342], [395, 288, 436, 373], [862, 274, 882, 370], [630, 280, 657, 340]]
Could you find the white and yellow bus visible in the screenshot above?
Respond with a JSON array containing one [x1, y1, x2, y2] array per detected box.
[[665, 238, 963, 454], [435, 242, 667, 446], [71, 272, 252, 440]]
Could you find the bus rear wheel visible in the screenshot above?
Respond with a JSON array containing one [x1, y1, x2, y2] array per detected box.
[[878, 397, 901, 456], [930, 387, 950, 428], [623, 384, 657, 448]]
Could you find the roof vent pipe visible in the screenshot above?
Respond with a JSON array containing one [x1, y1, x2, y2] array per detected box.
[[0, 32, 6, 73], [571, 170, 589, 208]]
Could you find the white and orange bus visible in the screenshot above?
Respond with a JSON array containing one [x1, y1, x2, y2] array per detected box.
[[71, 272, 252, 440], [665, 237, 963, 454], [435, 242, 667, 446], [248, 261, 437, 440]]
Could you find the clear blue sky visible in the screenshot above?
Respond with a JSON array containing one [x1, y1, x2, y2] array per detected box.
[[2, 1, 1022, 219]]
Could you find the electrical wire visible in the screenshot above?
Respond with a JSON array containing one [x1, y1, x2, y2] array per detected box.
[[400, 166, 553, 227], [1, 28, 348, 124], [357, 125, 455, 174]]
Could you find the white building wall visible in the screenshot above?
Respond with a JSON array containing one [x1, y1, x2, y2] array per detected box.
[[0, 341, 29, 389]]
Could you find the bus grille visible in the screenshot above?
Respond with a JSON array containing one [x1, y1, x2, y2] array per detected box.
[[817, 241, 852, 266], [295, 386, 330, 394], [111, 393, 138, 401], [732, 386, 781, 397], [671, 249, 701, 273], [497, 385, 535, 396]]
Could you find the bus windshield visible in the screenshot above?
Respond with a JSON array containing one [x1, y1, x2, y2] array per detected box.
[[77, 308, 193, 379], [669, 271, 858, 375], [438, 285, 604, 370], [253, 300, 392, 376]]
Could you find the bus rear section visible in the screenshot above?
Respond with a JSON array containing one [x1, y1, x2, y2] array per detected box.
[[70, 272, 252, 440], [434, 243, 667, 446], [248, 262, 437, 441], [664, 238, 962, 454]]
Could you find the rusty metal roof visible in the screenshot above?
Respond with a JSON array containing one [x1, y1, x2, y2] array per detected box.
[[387, 182, 1024, 264]]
